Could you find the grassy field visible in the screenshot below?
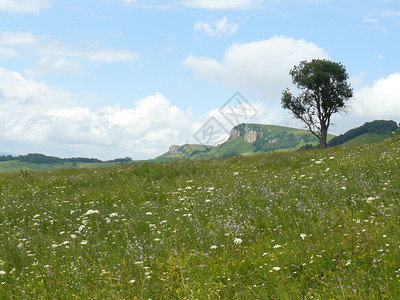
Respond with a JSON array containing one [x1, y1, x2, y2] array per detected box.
[[0, 161, 123, 173], [0, 136, 399, 298]]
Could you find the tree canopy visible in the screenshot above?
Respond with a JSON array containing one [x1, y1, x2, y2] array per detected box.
[[281, 59, 353, 148]]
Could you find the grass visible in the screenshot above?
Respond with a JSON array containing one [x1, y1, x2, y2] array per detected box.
[[0, 136, 399, 298], [0, 161, 123, 173]]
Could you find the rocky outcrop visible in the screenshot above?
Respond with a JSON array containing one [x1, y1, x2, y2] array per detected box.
[[168, 145, 182, 154], [244, 130, 259, 143], [230, 124, 264, 143], [230, 128, 241, 139]]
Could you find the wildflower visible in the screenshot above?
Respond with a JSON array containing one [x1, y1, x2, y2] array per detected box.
[[109, 213, 118, 218], [233, 238, 242, 245], [80, 240, 88, 245], [0, 270, 5, 275], [210, 245, 218, 250], [129, 279, 135, 283], [300, 233, 307, 240], [70, 234, 77, 239], [85, 209, 99, 215], [78, 225, 85, 232], [273, 244, 282, 249], [272, 267, 281, 271]]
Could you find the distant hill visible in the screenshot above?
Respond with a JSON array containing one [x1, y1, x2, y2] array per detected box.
[[154, 123, 334, 162], [152, 144, 215, 163], [328, 120, 399, 147], [0, 153, 133, 173]]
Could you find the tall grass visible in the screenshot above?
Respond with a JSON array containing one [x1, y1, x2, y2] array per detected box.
[[0, 137, 399, 298]]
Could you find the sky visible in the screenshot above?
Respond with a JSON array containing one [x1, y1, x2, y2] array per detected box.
[[0, 0, 399, 160]]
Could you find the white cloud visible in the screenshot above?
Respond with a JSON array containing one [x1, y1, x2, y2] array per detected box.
[[183, 35, 329, 100], [0, 68, 196, 159], [0, 67, 286, 159], [351, 73, 400, 118], [26, 56, 84, 76], [182, 0, 264, 10], [363, 18, 379, 24], [194, 16, 240, 37], [0, 31, 138, 63], [0, 0, 53, 14]]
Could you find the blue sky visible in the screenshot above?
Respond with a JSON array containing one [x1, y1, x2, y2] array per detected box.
[[0, 0, 399, 159]]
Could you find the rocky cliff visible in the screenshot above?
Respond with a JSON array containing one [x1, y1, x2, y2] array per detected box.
[[168, 145, 182, 154], [230, 124, 264, 143]]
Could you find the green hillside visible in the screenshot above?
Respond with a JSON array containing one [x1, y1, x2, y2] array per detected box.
[[0, 136, 399, 298], [152, 144, 215, 163], [155, 123, 334, 162], [328, 120, 398, 147]]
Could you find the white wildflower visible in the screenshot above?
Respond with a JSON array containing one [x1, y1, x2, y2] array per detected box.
[[300, 233, 307, 240], [85, 209, 99, 215], [210, 245, 218, 250], [233, 238, 242, 245], [272, 267, 281, 271], [109, 213, 118, 218]]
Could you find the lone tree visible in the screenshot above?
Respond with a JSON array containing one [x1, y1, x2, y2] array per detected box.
[[281, 59, 353, 148]]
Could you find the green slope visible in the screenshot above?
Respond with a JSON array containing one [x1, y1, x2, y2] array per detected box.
[[342, 133, 390, 146], [328, 120, 398, 147], [154, 123, 335, 162], [1, 136, 400, 298]]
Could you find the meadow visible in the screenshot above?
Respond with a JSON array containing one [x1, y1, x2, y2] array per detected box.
[[0, 136, 399, 299]]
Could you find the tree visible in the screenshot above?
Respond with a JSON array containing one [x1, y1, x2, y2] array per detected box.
[[281, 59, 353, 148]]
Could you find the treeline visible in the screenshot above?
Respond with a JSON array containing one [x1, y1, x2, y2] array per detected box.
[[328, 120, 399, 147], [0, 153, 132, 165]]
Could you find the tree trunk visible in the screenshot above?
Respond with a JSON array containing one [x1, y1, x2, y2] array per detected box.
[[320, 125, 328, 148]]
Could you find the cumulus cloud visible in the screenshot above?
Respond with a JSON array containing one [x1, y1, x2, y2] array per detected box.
[[0, 68, 282, 159], [183, 35, 329, 100], [351, 73, 400, 118], [0, 31, 138, 63], [0, 0, 53, 14], [0, 68, 197, 159], [194, 16, 240, 37], [182, 0, 264, 10]]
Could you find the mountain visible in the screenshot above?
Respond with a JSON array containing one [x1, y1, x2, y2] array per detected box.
[[154, 123, 332, 162], [152, 144, 215, 163], [328, 120, 399, 147]]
